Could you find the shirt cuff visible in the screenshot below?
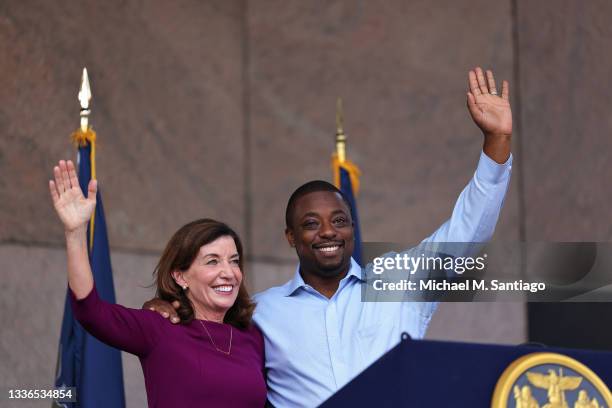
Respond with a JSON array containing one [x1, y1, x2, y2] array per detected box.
[[475, 150, 512, 185]]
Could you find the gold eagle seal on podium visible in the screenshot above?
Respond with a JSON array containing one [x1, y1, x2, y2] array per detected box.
[[491, 353, 611, 408]]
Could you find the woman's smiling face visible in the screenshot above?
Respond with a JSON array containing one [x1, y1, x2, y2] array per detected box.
[[173, 235, 242, 321]]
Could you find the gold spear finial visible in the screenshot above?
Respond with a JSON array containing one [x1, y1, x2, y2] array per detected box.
[[78, 67, 92, 132], [335, 97, 346, 163]]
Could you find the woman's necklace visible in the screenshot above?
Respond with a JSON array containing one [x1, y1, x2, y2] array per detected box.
[[191, 301, 233, 355], [198, 319, 233, 356]]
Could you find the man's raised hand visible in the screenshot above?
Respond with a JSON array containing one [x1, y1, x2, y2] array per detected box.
[[467, 67, 512, 163]]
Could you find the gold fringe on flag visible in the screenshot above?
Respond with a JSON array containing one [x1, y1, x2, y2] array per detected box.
[[331, 152, 361, 195], [71, 127, 97, 250]]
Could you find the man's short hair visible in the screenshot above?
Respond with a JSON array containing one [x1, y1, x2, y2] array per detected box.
[[285, 180, 353, 229]]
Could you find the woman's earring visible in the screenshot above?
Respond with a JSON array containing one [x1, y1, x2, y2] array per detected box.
[[182, 285, 188, 290]]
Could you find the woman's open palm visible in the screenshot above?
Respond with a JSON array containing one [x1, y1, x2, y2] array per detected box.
[[49, 160, 97, 232]]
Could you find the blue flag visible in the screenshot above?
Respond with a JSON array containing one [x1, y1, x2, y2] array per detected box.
[[333, 153, 363, 266], [53, 140, 125, 407], [339, 166, 363, 266]]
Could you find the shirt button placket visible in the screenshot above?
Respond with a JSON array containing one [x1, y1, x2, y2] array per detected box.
[[325, 300, 345, 390]]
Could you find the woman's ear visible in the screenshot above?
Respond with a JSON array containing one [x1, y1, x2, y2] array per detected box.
[[172, 270, 188, 290]]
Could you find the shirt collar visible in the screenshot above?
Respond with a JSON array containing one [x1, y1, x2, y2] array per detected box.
[[283, 257, 365, 297]]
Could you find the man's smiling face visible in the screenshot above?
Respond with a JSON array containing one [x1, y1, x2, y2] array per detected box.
[[285, 191, 354, 278]]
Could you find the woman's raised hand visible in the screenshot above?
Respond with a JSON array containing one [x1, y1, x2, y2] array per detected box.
[[49, 160, 97, 232]]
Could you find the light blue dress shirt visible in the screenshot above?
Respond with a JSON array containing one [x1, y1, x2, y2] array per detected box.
[[253, 151, 512, 407]]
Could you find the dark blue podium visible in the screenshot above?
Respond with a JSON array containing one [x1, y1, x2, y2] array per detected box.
[[321, 335, 612, 407]]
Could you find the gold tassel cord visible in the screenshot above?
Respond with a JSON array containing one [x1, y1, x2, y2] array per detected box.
[[70, 127, 97, 251], [331, 153, 361, 195]]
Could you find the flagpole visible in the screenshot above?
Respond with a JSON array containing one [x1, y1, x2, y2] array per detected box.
[[332, 97, 361, 194], [73, 67, 97, 249], [335, 97, 346, 163], [79, 68, 91, 133], [332, 97, 363, 265]]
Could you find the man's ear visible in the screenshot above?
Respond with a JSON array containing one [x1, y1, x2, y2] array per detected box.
[[285, 228, 296, 248], [171, 270, 187, 287]]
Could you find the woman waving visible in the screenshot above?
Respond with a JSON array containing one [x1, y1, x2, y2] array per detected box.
[[49, 160, 266, 407]]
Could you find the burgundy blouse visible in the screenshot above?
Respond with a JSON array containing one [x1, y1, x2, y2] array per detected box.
[[71, 287, 267, 407]]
